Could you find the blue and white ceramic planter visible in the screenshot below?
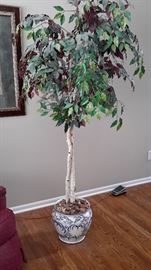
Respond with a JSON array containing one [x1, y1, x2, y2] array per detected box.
[[52, 199, 92, 244]]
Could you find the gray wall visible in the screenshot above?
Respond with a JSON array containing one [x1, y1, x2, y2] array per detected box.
[[0, 0, 151, 207]]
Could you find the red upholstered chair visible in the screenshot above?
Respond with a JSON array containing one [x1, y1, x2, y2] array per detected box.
[[0, 186, 24, 270]]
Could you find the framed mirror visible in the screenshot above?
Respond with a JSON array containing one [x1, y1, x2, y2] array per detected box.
[[0, 5, 25, 117]]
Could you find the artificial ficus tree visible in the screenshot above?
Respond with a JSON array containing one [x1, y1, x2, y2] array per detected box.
[[18, 0, 145, 205]]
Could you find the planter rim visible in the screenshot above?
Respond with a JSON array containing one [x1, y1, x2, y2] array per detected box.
[[53, 198, 91, 216]]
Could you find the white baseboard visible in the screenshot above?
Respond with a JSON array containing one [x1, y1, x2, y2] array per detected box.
[[11, 176, 151, 214]]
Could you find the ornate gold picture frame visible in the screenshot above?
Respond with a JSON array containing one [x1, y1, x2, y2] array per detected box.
[[0, 5, 25, 116]]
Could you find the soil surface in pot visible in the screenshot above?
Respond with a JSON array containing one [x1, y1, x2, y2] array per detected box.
[[54, 199, 90, 215]]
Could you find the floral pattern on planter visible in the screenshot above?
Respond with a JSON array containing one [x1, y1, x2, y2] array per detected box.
[[52, 201, 92, 244]]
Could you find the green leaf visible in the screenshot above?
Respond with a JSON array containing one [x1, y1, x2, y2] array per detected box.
[[111, 44, 116, 53], [69, 14, 76, 23], [124, 11, 131, 21], [125, 44, 130, 51], [99, 105, 106, 114], [119, 1, 126, 11], [130, 58, 136, 65], [102, 31, 110, 41], [117, 118, 123, 131], [102, 0, 108, 7], [100, 93, 107, 102], [96, 111, 101, 120], [81, 80, 89, 93], [54, 6, 64, 11], [56, 119, 65, 126], [112, 107, 118, 118], [133, 68, 139, 76], [60, 14, 65, 25], [82, 63, 87, 74], [27, 31, 33, 40], [54, 13, 62, 20], [68, 107, 73, 116], [139, 65, 145, 79], [40, 111, 48, 116], [103, 36, 113, 51], [35, 29, 43, 38], [23, 18, 33, 31], [74, 104, 79, 114], [113, 36, 119, 47], [110, 119, 118, 128], [64, 103, 72, 109], [33, 14, 49, 24], [119, 43, 124, 51], [28, 62, 36, 73], [86, 102, 94, 113], [81, 99, 89, 106], [40, 102, 47, 109], [108, 3, 116, 12], [84, 3, 91, 12], [59, 40, 66, 47], [113, 8, 121, 18], [75, 18, 80, 27]]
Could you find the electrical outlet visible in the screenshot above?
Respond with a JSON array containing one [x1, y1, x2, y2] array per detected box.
[[148, 151, 151, 160]]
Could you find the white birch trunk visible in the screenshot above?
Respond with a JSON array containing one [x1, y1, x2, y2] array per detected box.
[[65, 127, 76, 203], [70, 131, 76, 203]]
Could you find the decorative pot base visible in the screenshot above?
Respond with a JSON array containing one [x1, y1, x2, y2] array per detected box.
[[52, 199, 92, 245], [59, 235, 85, 244]]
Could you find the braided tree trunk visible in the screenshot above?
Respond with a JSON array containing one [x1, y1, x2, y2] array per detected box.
[[65, 127, 76, 203]]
